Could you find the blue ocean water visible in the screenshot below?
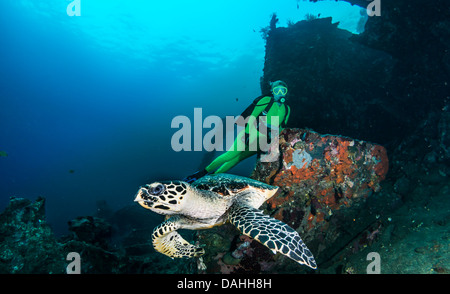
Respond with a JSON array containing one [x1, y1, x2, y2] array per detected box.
[[0, 0, 364, 235]]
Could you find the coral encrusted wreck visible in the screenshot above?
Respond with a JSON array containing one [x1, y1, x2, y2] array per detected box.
[[195, 128, 389, 273]]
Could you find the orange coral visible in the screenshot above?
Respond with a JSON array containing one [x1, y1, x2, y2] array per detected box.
[[323, 138, 356, 186], [264, 130, 389, 231], [273, 208, 285, 222], [371, 145, 389, 180], [265, 168, 278, 183], [315, 211, 325, 223], [322, 192, 335, 207], [267, 190, 294, 210], [289, 158, 321, 181], [284, 148, 294, 164]]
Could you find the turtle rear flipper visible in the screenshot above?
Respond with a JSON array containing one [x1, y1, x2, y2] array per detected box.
[[228, 204, 317, 269], [152, 217, 205, 258]]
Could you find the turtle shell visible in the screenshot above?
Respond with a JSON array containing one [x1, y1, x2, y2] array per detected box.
[[192, 174, 277, 197]]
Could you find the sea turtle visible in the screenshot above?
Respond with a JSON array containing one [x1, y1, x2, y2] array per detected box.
[[134, 173, 317, 269]]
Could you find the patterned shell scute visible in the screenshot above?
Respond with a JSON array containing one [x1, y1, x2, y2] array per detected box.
[[192, 174, 277, 197]]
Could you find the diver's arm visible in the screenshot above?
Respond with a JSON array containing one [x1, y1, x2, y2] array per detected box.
[[252, 96, 271, 116], [245, 96, 271, 133]]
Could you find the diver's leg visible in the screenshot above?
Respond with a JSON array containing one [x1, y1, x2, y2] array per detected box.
[[205, 131, 246, 173], [182, 168, 209, 183], [214, 150, 256, 174], [184, 134, 243, 182], [205, 150, 238, 172]]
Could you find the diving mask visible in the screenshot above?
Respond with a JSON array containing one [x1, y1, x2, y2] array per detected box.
[[272, 85, 288, 96]]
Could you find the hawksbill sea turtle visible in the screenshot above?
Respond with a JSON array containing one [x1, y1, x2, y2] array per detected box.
[[134, 173, 317, 269]]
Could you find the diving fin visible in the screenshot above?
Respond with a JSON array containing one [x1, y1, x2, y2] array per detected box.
[[182, 169, 209, 183]]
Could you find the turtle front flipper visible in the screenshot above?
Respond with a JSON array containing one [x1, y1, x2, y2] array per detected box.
[[152, 216, 205, 259], [228, 204, 317, 269]]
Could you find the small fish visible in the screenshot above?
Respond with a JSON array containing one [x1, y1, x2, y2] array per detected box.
[[0, 151, 8, 157], [69, 169, 75, 174], [235, 97, 239, 102]]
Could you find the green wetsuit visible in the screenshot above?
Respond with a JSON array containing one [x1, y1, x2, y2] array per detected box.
[[205, 96, 290, 174]]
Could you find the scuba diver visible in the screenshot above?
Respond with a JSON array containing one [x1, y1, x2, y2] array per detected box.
[[183, 80, 291, 183]]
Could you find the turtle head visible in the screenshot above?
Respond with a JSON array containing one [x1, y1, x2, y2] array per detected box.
[[134, 181, 188, 215]]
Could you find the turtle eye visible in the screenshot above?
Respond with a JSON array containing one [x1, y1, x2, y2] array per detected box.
[[150, 184, 165, 196]]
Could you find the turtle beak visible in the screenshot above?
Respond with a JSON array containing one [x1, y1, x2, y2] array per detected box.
[[134, 186, 154, 209], [134, 187, 145, 203]]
